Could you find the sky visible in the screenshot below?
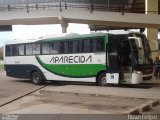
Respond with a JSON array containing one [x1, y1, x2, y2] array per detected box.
[[0, 23, 90, 47]]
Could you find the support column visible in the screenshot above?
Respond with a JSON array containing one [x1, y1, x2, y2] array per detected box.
[[59, 16, 68, 33], [145, 0, 159, 58]]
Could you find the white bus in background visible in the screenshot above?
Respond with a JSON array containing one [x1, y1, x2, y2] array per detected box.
[[3, 32, 153, 86]]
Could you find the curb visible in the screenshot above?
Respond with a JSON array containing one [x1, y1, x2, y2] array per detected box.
[[126, 100, 159, 114], [147, 100, 159, 107], [125, 108, 140, 115], [136, 104, 150, 112]]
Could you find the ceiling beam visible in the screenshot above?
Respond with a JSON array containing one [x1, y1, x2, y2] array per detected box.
[[0, 9, 160, 28]]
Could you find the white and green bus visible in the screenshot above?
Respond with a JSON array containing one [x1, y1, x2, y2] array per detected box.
[[4, 32, 153, 86]]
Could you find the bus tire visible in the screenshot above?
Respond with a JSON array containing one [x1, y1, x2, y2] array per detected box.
[[31, 71, 44, 85], [97, 73, 107, 86]]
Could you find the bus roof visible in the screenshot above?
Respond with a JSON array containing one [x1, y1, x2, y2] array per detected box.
[[5, 33, 108, 45], [4, 31, 144, 45], [39, 33, 108, 42]]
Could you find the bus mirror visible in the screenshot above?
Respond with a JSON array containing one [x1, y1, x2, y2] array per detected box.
[[137, 38, 143, 49], [129, 37, 143, 49]]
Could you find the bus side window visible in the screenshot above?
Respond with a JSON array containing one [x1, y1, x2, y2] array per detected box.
[[78, 39, 84, 53], [97, 37, 104, 52], [54, 42, 60, 54], [33, 43, 40, 55], [73, 40, 79, 53], [60, 41, 68, 54], [42, 43, 49, 54], [49, 42, 54, 54], [12, 45, 19, 56], [69, 40, 79, 53], [68, 41, 73, 53], [84, 39, 93, 53], [19, 44, 24, 55], [6, 45, 12, 56], [26, 44, 33, 55], [50, 42, 60, 54]]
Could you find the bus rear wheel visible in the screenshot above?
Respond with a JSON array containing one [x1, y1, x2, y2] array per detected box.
[[97, 73, 107, 86], [31, 71, 44, 85]]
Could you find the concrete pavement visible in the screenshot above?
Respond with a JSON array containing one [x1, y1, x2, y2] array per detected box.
[[0, 71, 45, 107], [0, 89, 151, 114]]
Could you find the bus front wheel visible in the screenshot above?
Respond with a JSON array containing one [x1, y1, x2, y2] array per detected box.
[[31, 71, 44, 85], [97, 73, 107, 86]]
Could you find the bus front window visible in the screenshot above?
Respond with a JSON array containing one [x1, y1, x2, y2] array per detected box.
[[130, 39, 151, 65]]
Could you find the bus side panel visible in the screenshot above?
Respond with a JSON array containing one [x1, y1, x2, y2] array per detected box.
[[4, 56, 46, 80], [38, 53, 106, 78], [4, 53, 106, 82], [5, 64, 46, 80], [5, 65, 30, 79]]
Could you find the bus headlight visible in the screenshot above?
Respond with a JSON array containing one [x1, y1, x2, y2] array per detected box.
[[134, 71, 143, 75]]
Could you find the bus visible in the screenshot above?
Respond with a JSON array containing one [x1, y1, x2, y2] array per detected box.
[[3, 32, 153, 86]]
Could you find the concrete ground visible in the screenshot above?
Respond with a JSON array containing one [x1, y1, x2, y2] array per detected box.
[[0, 71, 45, 106], [0, 71, 160, 116], [0, 90, 151, 114]]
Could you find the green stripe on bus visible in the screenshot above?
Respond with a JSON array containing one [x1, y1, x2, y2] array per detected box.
[[36, 56, 106, 78], [105, 35, 108, 44], [104, 35, 108, 51]]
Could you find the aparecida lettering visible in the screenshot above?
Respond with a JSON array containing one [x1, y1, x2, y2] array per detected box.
[[50, 55, 92, 63]]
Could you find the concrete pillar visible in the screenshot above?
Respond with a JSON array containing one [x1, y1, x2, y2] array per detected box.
[[61, 22, 68, 33], [59, 16, 68, 33], [145, 0, 159, 58]]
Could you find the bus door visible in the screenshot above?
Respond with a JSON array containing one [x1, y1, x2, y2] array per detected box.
[[106, 36, 120, 84], [120, 39, 132, 83]]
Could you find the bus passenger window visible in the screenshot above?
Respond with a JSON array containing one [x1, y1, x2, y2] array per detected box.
[[6, 45, 12, 56], [68, 41, 73, 53], [84, 39, 93, 53], [26, 44, 33, 55], [19, 44, 24, 55], [49, 42, 60, 54], [33, 44, 40, 55], [73, 41, 79, 53], [97, 38, 104, 52], [42, 43, 49, 54], [78, 40, 84, 53], [12, 45, 19, 56], [54, 42, 60, 54], [69, 40, 79, 53], [64, 41, 69, 54], [60, 41, 68, 54], [49, 43, 54, 54]]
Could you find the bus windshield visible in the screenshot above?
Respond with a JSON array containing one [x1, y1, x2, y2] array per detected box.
[[130, 38, 151, 65]]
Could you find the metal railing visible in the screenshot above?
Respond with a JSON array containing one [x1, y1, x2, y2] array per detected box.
[[0, 0, 129, 13], [0, 0, 128, 5], [0, 2, 127, 13]]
